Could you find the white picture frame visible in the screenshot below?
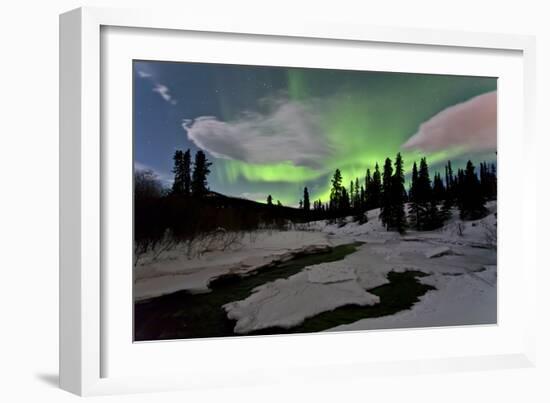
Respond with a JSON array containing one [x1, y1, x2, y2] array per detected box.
[[59, 6, 537, 396]]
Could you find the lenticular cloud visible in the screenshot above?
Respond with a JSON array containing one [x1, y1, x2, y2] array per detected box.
[[402, 91, 497, 153]]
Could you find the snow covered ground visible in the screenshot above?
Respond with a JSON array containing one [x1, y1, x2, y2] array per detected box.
[[223, 202, 497, 333], [135, 201, 497, 335], [224, 265, 380, 334], [134, 230, 335, 300]]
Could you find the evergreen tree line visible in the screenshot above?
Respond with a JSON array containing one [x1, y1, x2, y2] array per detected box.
[[295, 155, 496, 232], [135, 146, 497, 253]]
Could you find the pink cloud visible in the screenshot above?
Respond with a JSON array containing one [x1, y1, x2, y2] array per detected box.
[[402, 91, 497, 153]]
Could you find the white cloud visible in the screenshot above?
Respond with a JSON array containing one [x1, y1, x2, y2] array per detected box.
[[137, 70, 152, 78], [152, 84, 177, 105], [136, 70, 177, 105], [182, 97, 330, 168], [402, 91, 496, 153]]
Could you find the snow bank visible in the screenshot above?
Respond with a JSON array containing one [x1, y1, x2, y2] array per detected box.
[[327, 264, 497, 332], [134, 230, 333, 300], [223, 205, 497, 334], [223, 265, 379, 334], [307, 208, 399, 243], [437, 201, 497, 247], [425, 246, 452, 258], [137, 203, 498, 335]]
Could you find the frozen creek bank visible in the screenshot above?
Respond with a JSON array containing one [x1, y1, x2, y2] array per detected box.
[[134, 202, 497, 337], [134, 243, 362, 341], [223, 204, 497, 334], [134, 230, 338, 300]]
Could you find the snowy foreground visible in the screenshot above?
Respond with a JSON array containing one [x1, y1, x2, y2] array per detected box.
[[135, 202, 497, 334], [134, 230, 335, 300]]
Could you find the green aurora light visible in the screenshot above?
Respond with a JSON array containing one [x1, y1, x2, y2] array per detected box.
[[134, 61, 497, 206], [212, 69, 496, 205]]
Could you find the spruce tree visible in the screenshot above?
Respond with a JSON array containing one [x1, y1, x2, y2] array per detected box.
[[443, 160, 456, 207], [267, 194, 273, 206], [341, 186, 350, 212], [416, 158, 442, 230], [380, 158, 393, 229], [391, 153, 407, 233], [182, 149, 191, 196], [357, 184, 368, 223], [303, 187, 310, 211], [417, 158, 432, 205], [458, 160, 487, 220], [329, 169, 343, 212], [354, 177, 360, 209], [371, 163, 382, 209], [350, 180, 355, 209], [456, 168, 465, 199], [191, 150, 212, 198], [408, 161, 420, 229], [445, 160, 454, 189], [171, 150, 184, 195], [364, 169, 371, 209], [445, 164, 450, 192], [433, 172, 445, 202]]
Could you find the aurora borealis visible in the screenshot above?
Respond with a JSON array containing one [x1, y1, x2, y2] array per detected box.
[[134, 61, 497, 206]]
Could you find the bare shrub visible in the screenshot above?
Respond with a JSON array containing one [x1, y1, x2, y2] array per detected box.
[[151, 229, 178, 260], [185, 228, 245, 259]]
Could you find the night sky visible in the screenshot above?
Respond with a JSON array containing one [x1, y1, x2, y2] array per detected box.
[[134, 61, 497, 206]]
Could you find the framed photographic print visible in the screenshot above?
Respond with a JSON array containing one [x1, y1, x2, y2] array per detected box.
[[60, 7, 537, 396], [132, 60, 498, 341]]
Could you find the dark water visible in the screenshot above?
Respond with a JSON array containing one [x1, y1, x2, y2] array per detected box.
[[134, 243, 434, 341]]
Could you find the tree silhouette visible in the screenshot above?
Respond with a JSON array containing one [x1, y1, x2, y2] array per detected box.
[[368, 163, 382, 210], [442, 160, 456, 219], [391, 152, 407, 233], [380, 158, 393, 229], [354, 177, 360, 209], [408, 161, 420, 229], [417, 157, 432, 205], [182, 149, 191, 196], [191, 150, 212, 198], [171, 149, 192, 197], [303, 187, 310, 211], [341, 186, 350, 211], [458, 160, 487, 220], [432, 172, 445, 202], [350, 180, 354, 208], [171, 150, 184, 195], [329, 169, 343, 211], [267, 194, 273, 206]]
